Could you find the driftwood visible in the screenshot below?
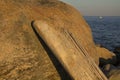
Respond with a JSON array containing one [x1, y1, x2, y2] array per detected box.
[[33, 20, 108, 80]]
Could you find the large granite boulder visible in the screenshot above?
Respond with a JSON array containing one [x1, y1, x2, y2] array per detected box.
[[0, 0, 108, 80], [0, 0, 72, 80]]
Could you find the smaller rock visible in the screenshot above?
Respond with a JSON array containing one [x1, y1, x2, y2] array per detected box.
[[114, 47, 120, 54], [96, 46, 116, 66], [114, 47, 120, 65], [108, 69, 120, 80], [115, 54, 120, 65], [102, 64, 116, 76], [102, 64, 120, 80]]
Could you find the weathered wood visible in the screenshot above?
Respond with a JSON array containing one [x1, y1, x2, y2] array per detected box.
[[33, 20, 108, 80]]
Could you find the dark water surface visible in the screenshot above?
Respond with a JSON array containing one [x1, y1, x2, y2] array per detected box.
[[84, 16, 120, 51]]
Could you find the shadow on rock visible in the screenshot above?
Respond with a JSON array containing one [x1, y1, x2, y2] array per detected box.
[[99, 56, 117, 67], [31, 21, 73, 80]]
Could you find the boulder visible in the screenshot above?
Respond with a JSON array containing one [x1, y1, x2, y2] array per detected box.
[[102, 64, 117, 76], [114, 47, 120, 65], [0, 0, 107, 80], [0, 0, 73, 80], [114, 47, 120, 54], [102, 64, 120, 80], [109, 70, 120, 80], [96, 46, 116, 66], [33, 20, 108, 80]]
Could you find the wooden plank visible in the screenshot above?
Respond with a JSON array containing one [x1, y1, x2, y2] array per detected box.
[[33, 20, 108, 80]]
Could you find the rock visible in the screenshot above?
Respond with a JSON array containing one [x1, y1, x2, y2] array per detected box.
[[115, 54, 120, 66], [109, 69, 120, 80], [0, 0, 108, 80], [0, 0, 73, 80], [96, 44, 104, 47], [102, 64, 120, 80], [102, 64, 117, 76], [96, 46, 116, 66], [107, 68, 120, 80], [33, 20, 107, 80], [114, 47, 120, 54], [114, 47, 120, 65]]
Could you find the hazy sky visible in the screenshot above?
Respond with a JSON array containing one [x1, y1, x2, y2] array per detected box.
[[60, 0, 120, 16]]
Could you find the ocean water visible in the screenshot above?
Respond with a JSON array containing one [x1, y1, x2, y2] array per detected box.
[[84, 16, 120, 51]]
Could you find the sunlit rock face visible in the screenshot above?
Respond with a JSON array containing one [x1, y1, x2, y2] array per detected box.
[[0, 0, 108, 80]]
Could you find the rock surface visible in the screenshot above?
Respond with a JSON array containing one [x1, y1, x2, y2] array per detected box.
[[0, 0, 72, 80], [102, 64, 120, 80], [33, 20, 107, 80], [109, 69, 120, 80], [0, 0, 108, 80], [114, 47, 120, 65], [96, 46, 116, 66], [114, 47, 120, 54]]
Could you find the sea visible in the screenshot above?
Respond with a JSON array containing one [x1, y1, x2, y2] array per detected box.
[[84, 16, 120, 51]]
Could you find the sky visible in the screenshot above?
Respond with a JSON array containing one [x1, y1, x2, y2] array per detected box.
[[60, 0, 120, 16]]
